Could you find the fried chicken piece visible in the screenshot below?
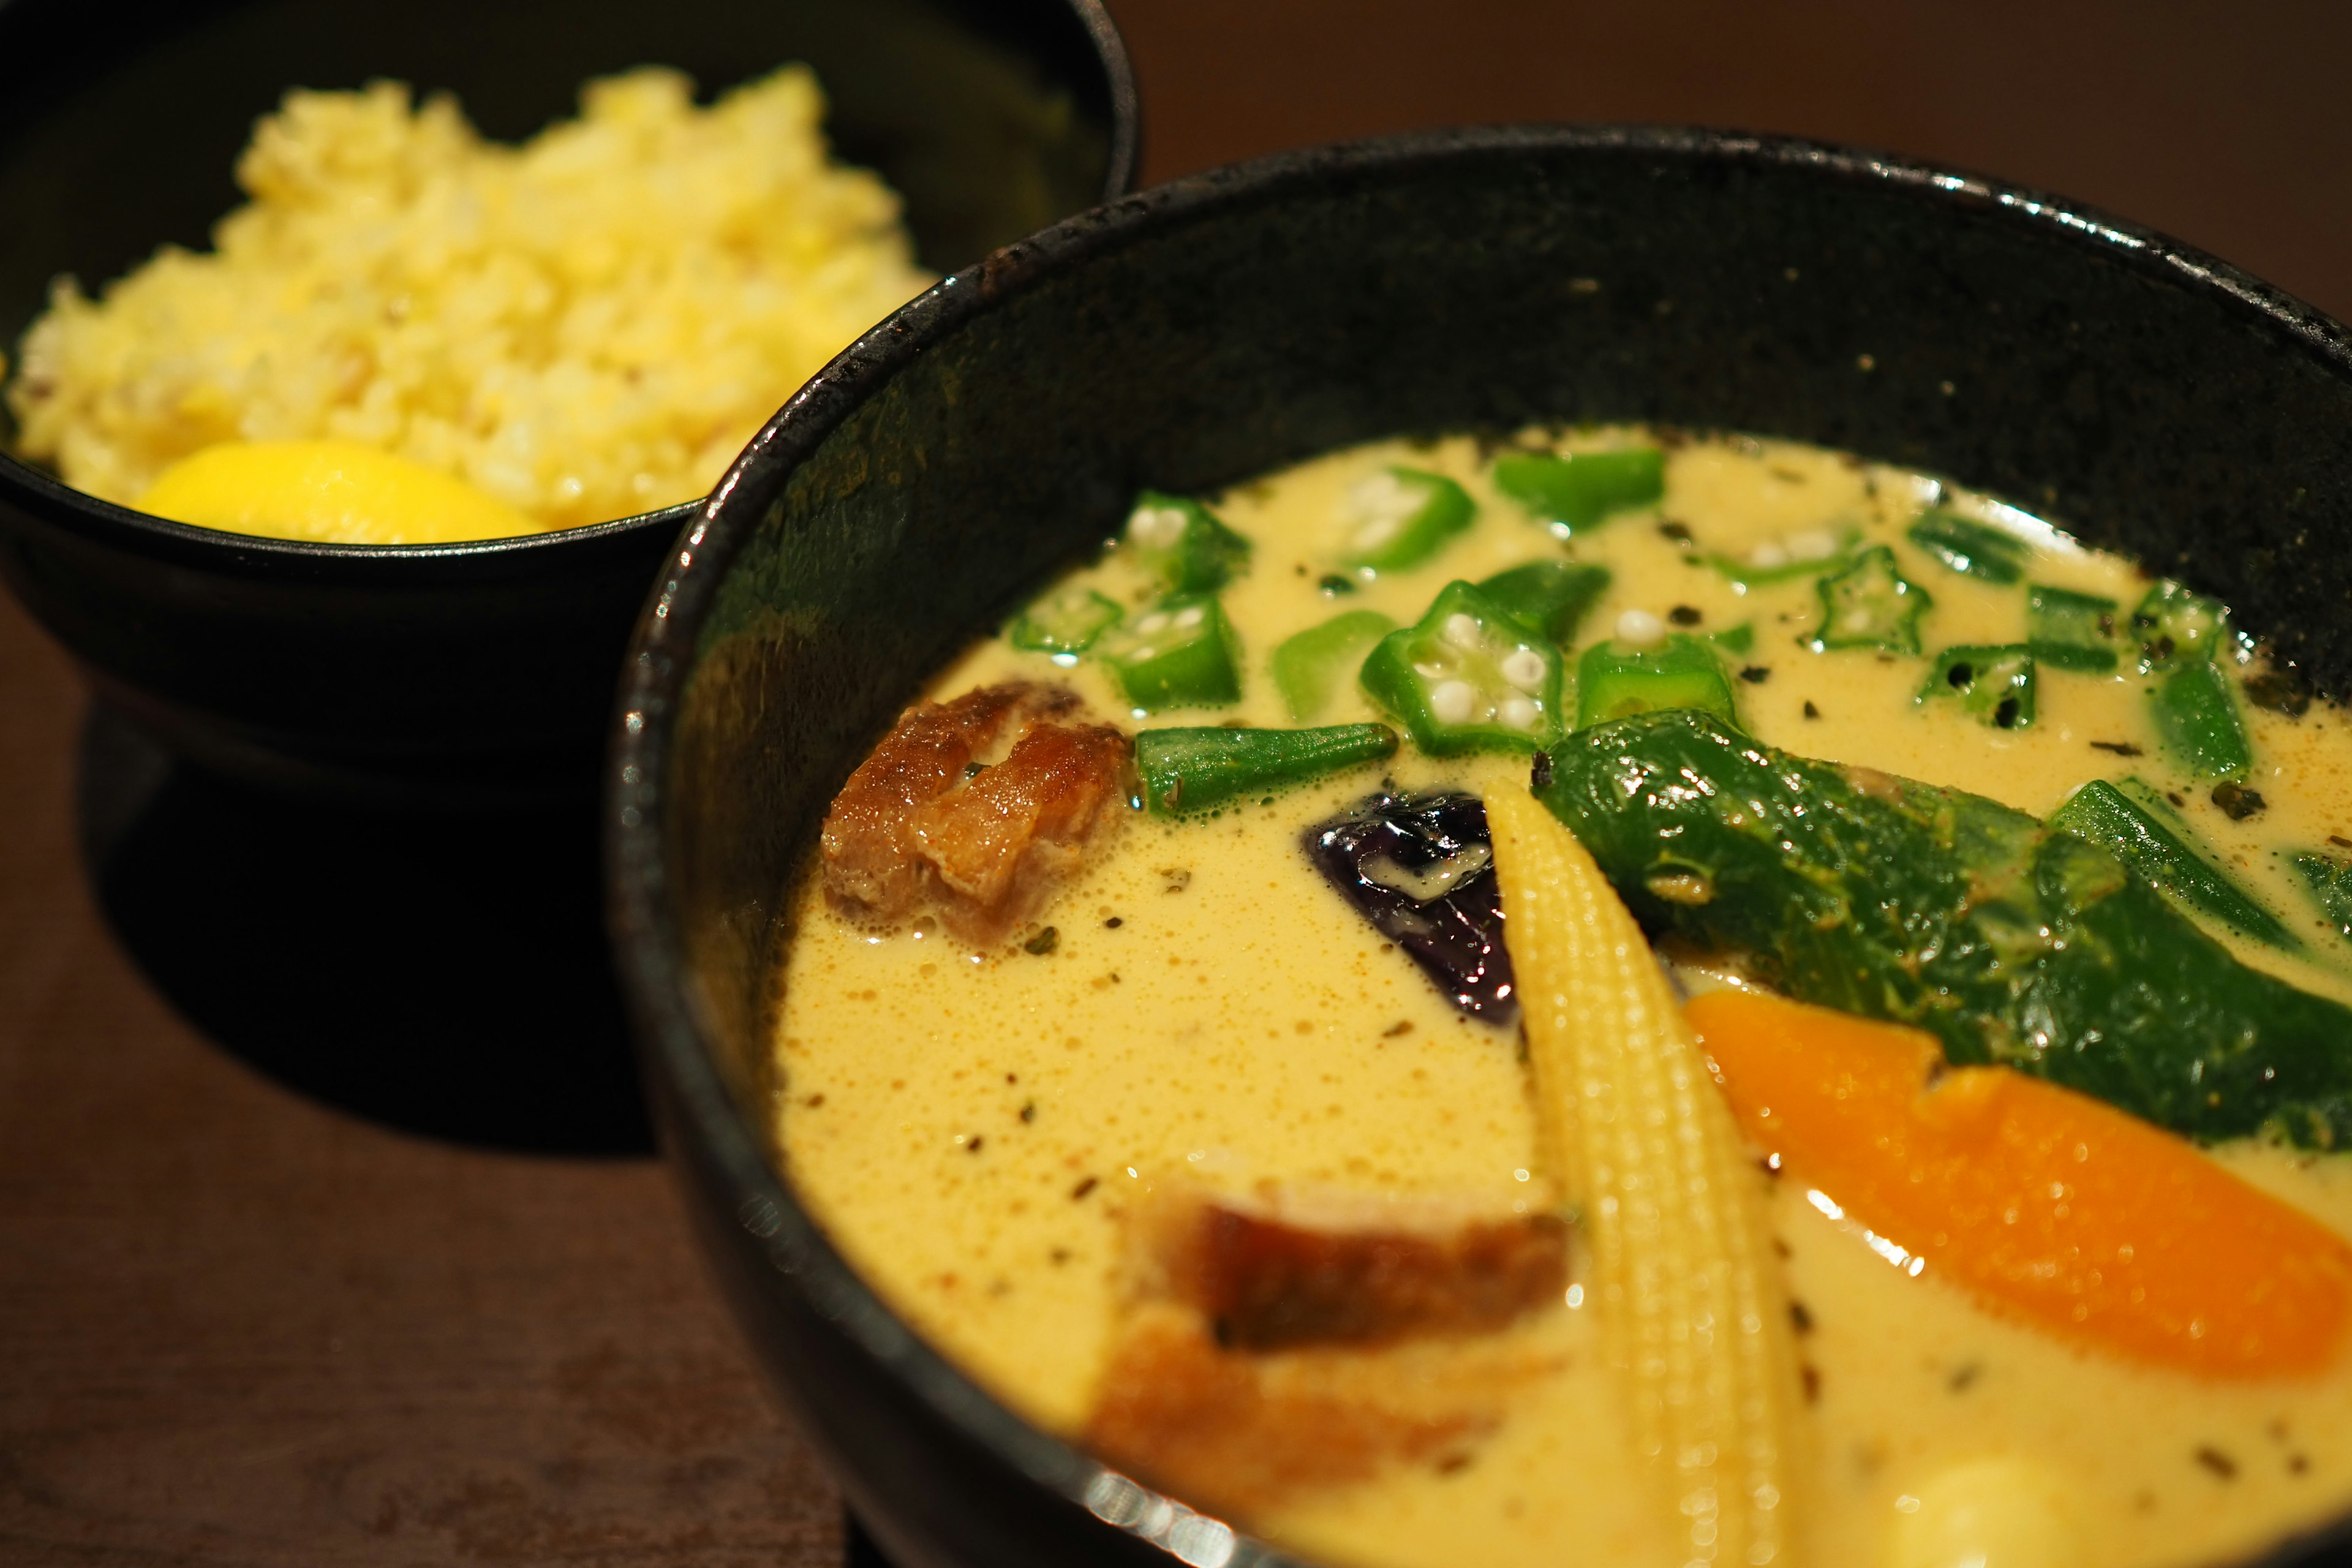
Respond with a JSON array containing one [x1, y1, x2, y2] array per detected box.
[[820, 681, 1130, 941]]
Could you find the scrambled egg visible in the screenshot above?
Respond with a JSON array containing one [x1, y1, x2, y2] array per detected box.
[[4, 65, 933, 538]]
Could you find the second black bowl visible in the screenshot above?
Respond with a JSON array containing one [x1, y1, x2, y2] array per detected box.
[[0, 0, 1134, 805]]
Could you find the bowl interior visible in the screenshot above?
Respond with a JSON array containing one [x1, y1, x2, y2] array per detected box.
[[0, 0, 1128, 493], [617, 130, 2352, 1568]]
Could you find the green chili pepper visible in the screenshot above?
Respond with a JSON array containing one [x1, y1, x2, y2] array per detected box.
[[1918, 644, 2036, 729], [1475, 560, 1611, 645], [2292, 851, 2352, 945], [1124, 491, 1253, 594], [1338, 467, 1475, 573], [1491, 448, 1664, 539], [1575, 633, 1740, 731], [2026, 584, 2120, 673], [1136, 723, 1398, 816], [1807, 545, 1932, 654], [1008, 585, 1123, 657], [1536, 708, 2352, 1147], [1102, 593, 1242, 711], [1907, 510, 2029, 584], [2049, 778, 2298, 949], [2151, 657, 2252, 780], [2131, 578, 2227, 673], [1272, 609, 1395, 721], [1360, 580, 1564, 755]]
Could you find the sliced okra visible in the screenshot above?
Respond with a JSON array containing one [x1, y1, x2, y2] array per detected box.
[[1575, 632, 1741, 732], [1907, 510, 2029, 584], [2151, 657, 2252, 780], [1338, 467, 1475, 573], [1475, 559, 1611, 645], [2026, 584, 2120, 673], [1102, 593, 1242, 711], [2049, 778, 2298, 949], [1706, 527, 1854, 587], [1359, 580, 1564, 755], [1137, 723, 1399, 815], [1272, 609, 1396, 722], [1123, 491, 1252, 594], [1709, 622, 1757, 656], [1806, 545, 1932, 654], [2131, 578, 2227, 673], [1918, 644, 2036, 729], [1008, 585, 1123, 657], [1491, 448, 1664, 540]]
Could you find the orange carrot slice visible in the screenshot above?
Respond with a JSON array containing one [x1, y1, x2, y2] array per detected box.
[[1686, 987, 2352, 1378]]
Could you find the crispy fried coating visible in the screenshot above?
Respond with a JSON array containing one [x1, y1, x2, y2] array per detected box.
[[820, 681, 1129, 941]]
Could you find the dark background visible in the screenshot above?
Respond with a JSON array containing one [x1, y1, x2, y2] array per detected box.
[[4, 1, 2350, 1562]]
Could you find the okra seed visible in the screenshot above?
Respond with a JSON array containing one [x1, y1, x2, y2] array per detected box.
[[1131, 506, 1186, 545], [1501, 648, 1549, 691], [1430, 680, 1479, 724], [1135, 612, 1169, 635], [1174, 605, 1205, 629], [1615, 608, 1667, 648], [1748, 542, 1790, 569], [1442, 613, 1483, 650], [1787, 529, 1838, 560], [1500, 696, 1544, 732]]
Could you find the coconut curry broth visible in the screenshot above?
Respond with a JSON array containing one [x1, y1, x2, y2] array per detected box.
[[775, 429, 2352, 1568]]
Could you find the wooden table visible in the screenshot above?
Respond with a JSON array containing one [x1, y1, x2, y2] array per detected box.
[[4, 2, 2347, 1562]]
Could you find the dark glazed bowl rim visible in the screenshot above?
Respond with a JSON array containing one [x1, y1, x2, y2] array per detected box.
[[607, 124, 2352, 1568], [0, 0, 1138, 576]]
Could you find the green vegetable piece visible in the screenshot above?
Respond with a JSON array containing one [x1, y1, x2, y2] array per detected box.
[[1102, 593, 1242, 711], [1008, 586, 1122, 657], [1272, 610, 1396, 721], [1360, 580, 1564, 755], [1123, 491, 1252, 594], [1807, 545, 1932, 654], [2130, 579, 2227, 673], [1491, 448, 1665, 538], [1575, 633, 1741, 732], [2292, 852, 2352, 945], [2151, 658, 2252, 780], [1709, 622, 1756, 656], [2026, 584, 2120, 673], [1339, 467, 1475, 573], [1537, 709, 2352, 1147], [1907, 510, 2029, 584], [1136, 723, 1398, 816], [1476, 560, 1611, 645], [2049, 778, 2299, 949], [1918, 644, 2036, 729], [1706, 530, 1856, 587]]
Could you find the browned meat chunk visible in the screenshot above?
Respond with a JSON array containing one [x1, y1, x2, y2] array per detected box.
[[1156, 1199, 1570, 1351], [820, 681, 1130, 941]]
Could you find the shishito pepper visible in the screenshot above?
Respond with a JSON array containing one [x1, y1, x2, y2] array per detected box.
[[1272, 610, 1395, 721], [1574, 632, 1740, 731], [1806, 545, 1931, 654], [1491, 448, 1664, 539], [1906, 510, 2029, 584], [1918, 644, 2035, 729], [2026, 584, 2120, 673], [1360, 580, 1564, 754], [1008, 585, 1123, 657], [1123, 491, 1252, 594], [1337, 467, 1475, 573], [2049, 778, 2299, 949], [1137, 724, 1398, 815], [1101, 593, 1242, 710], [1534, 708, 2352, 1147], [1476, 560, 1610, 645]]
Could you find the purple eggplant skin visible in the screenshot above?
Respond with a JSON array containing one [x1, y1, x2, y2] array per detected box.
[[1304, 791, 1517, 1025]]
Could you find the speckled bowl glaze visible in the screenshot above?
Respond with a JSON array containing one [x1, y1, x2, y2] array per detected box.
[[609, 128, 2352, 1568], [0, 0, 1134, 805]]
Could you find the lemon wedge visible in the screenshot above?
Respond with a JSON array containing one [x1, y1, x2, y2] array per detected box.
[[138, 440, 546, 545]]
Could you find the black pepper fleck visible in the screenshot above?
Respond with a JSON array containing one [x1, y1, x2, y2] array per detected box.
[[2195, 1446, 2239, 1480], [1739, 666, 1771, 684], [2089, 741, 2144, 756], [1668, 605, 1702, 626], [2211, 782, 2266, 821], [1071, 1177, 1098, 1200], [1803, 701, 1821, 720]]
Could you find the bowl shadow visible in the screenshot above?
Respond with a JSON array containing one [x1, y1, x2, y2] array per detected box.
[[80, 702, 651, 1156]]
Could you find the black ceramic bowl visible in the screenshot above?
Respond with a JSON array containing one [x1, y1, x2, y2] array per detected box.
[[0, 0, 1134, 806], [608, 128, 2352, 1568]]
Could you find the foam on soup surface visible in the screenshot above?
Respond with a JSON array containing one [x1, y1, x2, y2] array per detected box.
[[777, 428, 2352, 1568]]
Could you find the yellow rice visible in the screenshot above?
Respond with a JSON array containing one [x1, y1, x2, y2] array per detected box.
[[3, 66, 935, 530]]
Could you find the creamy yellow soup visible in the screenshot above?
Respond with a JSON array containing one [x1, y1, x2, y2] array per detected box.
[[776, 429, 2352, 1568]]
